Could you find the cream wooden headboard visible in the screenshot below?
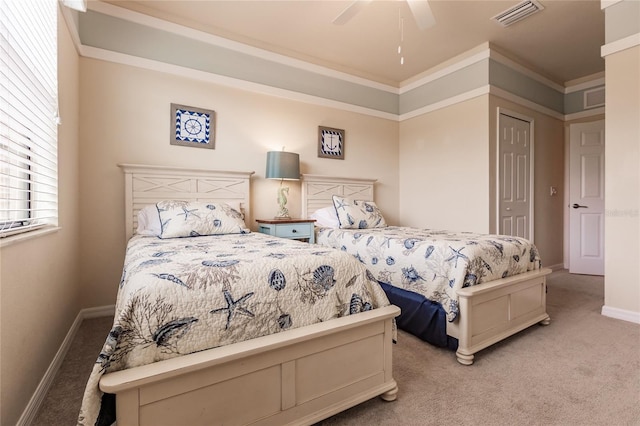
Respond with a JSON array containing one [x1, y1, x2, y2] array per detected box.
[[301, 174, 377, 218], [119, 164, 255, 240]]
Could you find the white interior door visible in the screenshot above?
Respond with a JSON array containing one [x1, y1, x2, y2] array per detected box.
[[498, 112, 532, 239], [569, 120, 605, 275]]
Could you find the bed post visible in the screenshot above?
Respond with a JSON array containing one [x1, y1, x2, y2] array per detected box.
[[455, 294, 475, 366]]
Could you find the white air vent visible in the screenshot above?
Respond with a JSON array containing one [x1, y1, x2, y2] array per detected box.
[[492, 0, 544, 27], [584, 87, 605, 109]]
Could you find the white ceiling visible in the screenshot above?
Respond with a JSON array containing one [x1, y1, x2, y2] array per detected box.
[[104, 0, 605, 86]]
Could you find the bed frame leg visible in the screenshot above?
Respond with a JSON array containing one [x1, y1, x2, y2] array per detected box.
[[539, 315, 551, 326], [456, 352, 474, 365], [380, 383, 399, 402]]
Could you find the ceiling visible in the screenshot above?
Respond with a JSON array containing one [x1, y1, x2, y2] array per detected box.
[[103, 0, 605, 86]]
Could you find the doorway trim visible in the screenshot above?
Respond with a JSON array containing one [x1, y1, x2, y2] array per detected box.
[[496, 107, 535, 242]]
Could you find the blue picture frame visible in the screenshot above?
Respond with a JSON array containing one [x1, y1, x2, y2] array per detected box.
[[170, 103, 215, 149]]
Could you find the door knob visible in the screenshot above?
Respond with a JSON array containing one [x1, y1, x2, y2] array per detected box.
[[572, 203, 588, 209]]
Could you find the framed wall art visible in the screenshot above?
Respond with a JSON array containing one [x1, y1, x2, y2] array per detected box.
[[170, 103, 215, 149], [318, 126, 345, 159]]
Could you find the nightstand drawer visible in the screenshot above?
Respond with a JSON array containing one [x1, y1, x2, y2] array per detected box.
[[274, 223, 312, 239], [256, 219, 316, 243]]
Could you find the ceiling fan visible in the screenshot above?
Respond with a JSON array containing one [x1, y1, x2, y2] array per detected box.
[[332, 0, 436, 31]]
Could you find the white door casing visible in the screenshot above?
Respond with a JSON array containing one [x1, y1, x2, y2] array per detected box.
[[498, 110, 534, 240], [569, 120, 605, 275]]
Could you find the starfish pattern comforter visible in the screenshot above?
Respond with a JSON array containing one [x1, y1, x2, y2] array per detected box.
[[316, 226, 541, 322], [78, 232, 391, 426]]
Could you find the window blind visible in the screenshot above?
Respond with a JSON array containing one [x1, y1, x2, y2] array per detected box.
[[0, 0, 58, 237]]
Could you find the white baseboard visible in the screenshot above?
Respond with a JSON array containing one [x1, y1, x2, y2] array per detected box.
[[546, 263, 565, 272], [17, 305, 115, 426], [601, 305, 640, 324], [83, 304, 116, 319]]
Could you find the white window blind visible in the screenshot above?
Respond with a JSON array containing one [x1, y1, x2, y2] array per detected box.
[[0, 0, 58, 238]]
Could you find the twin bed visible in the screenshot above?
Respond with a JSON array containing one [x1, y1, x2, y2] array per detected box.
[[302, 174, 551, 366], [79, 164, 551, 425], [78, 164, 399, 426]]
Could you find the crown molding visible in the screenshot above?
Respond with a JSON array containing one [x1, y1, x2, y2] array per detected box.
[[601, 0, 625, 10], [564, 75, 606, 94], [73, 1, 604, 124], [489, 86, 565, 121], [80, 45, 399, 121], [87, 0, 400, 94], [601, 32, 640, 57], [399, 86, 491, 121]]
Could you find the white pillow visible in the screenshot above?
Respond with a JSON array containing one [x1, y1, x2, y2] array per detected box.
[[310, 206, 340, 228], [136, 205, 162, 236], [332, 195, 387, 229], [157, 200, 250, 238], [136, 201, 244, 236]]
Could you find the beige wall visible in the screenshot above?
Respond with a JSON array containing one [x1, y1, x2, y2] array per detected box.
[[0, 10, 82, 425], [78, 58, 400, 308], [604, 45, 640, 315], [398, 94, 564, 267], [488, 96, 565, 268], [399, 96, 490, 233]]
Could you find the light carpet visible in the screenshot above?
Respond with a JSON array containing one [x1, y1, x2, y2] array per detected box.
[[32, 270, 640, 425]]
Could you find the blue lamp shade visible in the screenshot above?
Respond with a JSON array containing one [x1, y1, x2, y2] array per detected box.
[[266, 151, 300, 180]]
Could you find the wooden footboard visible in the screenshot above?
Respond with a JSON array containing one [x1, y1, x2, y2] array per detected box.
[[447, 268, 551, 365], [100, 305, 400, 426]]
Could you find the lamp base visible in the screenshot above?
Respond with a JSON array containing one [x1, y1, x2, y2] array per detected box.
[[275, 185, 290, 219], [274, 209, 290, 219]]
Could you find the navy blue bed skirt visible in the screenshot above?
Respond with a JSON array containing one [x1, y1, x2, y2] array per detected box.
[[379, 282, 458, 351]]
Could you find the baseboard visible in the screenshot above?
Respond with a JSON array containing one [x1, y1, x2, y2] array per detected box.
[[546, 263, 565, 272], [601, 305, 640, 324], [83, 304, 116, 319], [16, 305, 116, 426]]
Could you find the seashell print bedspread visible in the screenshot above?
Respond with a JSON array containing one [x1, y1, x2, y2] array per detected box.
[[78, 232, 392, 426], [316, 226, 541, 323]]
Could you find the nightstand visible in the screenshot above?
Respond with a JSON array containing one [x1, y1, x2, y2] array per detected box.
[[256, 218, 316, 243]]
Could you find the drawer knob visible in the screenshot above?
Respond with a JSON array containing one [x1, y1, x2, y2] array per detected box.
[[292, 229, 297, 233]]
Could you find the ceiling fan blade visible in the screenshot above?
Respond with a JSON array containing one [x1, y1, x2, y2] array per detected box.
[[407, 0, 436, 30], [332, 0, 372, 25]]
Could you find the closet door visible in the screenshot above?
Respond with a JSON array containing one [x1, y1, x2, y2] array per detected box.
[[498, 112, 533, 240]]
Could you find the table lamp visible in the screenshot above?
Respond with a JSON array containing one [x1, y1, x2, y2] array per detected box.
[[265, 150, 300, 219]]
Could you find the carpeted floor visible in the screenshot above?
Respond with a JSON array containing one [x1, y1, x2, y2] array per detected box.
[[32, 270, 640, 425]]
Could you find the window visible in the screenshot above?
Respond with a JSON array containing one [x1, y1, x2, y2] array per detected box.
[[0, 0, 58, 238]]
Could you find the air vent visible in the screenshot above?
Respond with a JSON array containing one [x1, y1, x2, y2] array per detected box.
[[584, 87, 605, 109], [492, 0, 544, 27]]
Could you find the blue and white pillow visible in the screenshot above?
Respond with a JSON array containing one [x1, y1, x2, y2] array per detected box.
[[332, 195, 387, 229], [157, 200, 249, 238]]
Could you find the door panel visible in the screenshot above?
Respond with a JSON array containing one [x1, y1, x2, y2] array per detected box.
[[499, 113, 532, 240], [569, 120, 605, 275]]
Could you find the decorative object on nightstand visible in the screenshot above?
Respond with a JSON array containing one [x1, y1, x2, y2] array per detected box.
[[265, 150, 300, 219], [256, 218, 316, 243], [318, 126, 345, 159]]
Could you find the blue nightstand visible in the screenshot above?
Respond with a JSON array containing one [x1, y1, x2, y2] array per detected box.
[[256, 218, 316, 243]]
